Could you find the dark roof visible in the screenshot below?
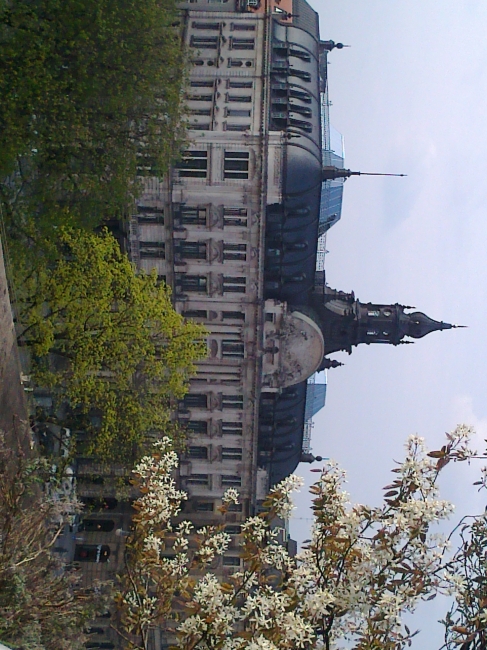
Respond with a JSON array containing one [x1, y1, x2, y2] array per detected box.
[[291, 0, 319, 39], [258, 382, 307, 486]]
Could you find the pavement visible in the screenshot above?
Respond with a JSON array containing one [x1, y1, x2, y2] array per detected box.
[[0, 234, 30, 447]]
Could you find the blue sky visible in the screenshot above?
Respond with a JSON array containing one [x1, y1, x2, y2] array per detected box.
[[289, 2, 487, 646]]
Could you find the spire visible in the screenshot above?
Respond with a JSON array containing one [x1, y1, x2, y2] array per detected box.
[[402, 311, 457, 339], [319, 40, 350, 52], [322, 166, 407, 182]]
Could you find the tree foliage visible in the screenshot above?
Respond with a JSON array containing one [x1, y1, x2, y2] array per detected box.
[[0, 0, 187, 232], [13, 227, 206, 462], [114, 427, 484, 650], [0, 430, 106, 650]]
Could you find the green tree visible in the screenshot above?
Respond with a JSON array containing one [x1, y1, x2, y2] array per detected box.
[[0, 0, 188, 233], [14, 227, 206, 462]]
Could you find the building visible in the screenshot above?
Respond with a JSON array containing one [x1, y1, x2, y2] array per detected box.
[[127, 0, 457, 510], [70, 1, 458, 645]]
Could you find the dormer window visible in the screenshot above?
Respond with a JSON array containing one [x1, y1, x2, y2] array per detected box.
[[368, 310, 380, 317]]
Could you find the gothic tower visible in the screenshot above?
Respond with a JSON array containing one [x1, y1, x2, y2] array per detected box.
[[307, 277, 457, 362]]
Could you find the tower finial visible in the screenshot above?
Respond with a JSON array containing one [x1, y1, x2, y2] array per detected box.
[[322, 166, 406, 182]]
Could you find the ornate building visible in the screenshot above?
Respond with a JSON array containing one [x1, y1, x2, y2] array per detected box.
[[70, 1, 457, 646], [127, 0, 457, 512]]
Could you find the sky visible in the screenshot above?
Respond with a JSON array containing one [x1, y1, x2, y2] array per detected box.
[[289, 1, 487, 646]]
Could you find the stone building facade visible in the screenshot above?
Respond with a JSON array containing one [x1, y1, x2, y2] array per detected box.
[[71, 1, 457, 646]]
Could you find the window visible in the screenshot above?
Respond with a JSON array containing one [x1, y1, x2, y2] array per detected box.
[[191, 123, 211, 131], [290, 88, 312, 103], [222, 556, 241, 566], [222, 447, 242, 460], [178, 274, 207, 293], [195, 501, 215, 512], [183, 394, 208, 409], [222, 311, 245, 320], [177, 241, 207, 260], [226, 94, 252, 103], [221, 475, 242, 487], [289, 118, 312, 133], [230, 37, 255, 50], [190, 36, 219, 49], [188, 94, 213, 102], [224, 207, 248, 227], [222, 341, 244, 358], [223, 243, 247, 261], [190, 79, 215, 88], [225, 525, 242, 535], [192, 21, 221, 29], [190, 108, 212, 116], [81, 497, 118, 511], [289, 47, 311, 62], [139, 242, 165, 258], [230, 23, 256, 31], [228, 58, 243, 67], [290, 104, 312, 117], [367, 330, 379, 336], [227, 79, 253, 89], [224, 152, 249, 179], [228, 502, 243, 512], [137, 206, 164, 223], [187, 420, 209, 434], [78, 519, 115, 533], [74, 544, 110, 563], [223, 276, 246, 293], [225, 108, 251, 118], [187, 474, 210, 485], [183, 310, 208, 320], [85, 644, 115, 650], [177, 151, 208, 178], [225, 123, 251, 132], [180, 206, 207, 226], [222, 394, 244, 409], [290, 69, 311, 82], [222, 421, 243, 435], [187, 446, 208, 459], [368, 310, 380, 317]]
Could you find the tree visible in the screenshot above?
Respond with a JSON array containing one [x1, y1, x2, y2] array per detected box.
[[114, 426, 482, 650], [0, 429, 107, 650], [13, 226, 206, 462], [0, 0, 188, 233]]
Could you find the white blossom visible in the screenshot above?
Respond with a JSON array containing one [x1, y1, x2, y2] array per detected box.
[[222, 487, 240, 505]]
